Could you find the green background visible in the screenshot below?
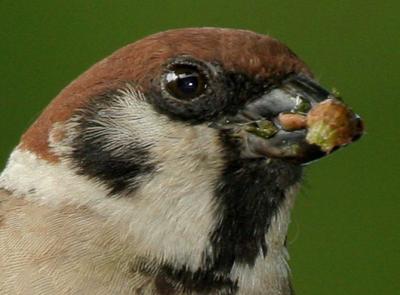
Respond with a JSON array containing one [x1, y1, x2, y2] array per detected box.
[[0, 1, 398, 293]]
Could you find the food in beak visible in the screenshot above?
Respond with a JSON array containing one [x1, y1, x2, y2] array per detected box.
[[305, 99, 363, 153], [216, 75, 364, 164], [240, 97, 363, 164], [278, 113, 307, 131]]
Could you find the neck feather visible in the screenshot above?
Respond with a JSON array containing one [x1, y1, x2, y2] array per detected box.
[[0, 147, 299, 294]]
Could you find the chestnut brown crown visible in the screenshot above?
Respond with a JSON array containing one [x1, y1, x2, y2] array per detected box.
[[20, 28, 312, 162]]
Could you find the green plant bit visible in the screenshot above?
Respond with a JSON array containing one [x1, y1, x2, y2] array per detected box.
[[331, 87, 341, 98], [306, 121, 338, 152], [245, 120, 278, 139], [292, 96, 311, 114]]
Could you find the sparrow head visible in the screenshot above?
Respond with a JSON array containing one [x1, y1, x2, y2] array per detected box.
[[8, 28, 363, 283], [20, 28, 362, 169]]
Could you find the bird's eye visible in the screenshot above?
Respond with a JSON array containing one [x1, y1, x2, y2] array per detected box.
[[164, 65, 207, 99]]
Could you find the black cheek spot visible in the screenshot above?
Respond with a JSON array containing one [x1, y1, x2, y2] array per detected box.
[[71, 138, 155, 195], [69, 91, 156, 196]]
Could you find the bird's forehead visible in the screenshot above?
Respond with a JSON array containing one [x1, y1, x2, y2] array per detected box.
[[118, 28, 311, 85], [19, 28, 312, 162]]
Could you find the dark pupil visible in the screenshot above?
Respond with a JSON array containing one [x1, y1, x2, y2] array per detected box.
[[176, 73, 198, 94], [165, 65, 206, 99]]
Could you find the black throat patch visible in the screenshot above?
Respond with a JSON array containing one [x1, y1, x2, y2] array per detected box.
[[208, 131, 303, 271]]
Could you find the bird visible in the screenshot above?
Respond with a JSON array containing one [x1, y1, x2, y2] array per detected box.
[[0, 28, 363, 294]]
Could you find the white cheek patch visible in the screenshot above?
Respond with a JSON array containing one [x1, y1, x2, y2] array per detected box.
[[0, 85, 300, 290], [0, 85, 226, 271], [0, 148, 112, 207]]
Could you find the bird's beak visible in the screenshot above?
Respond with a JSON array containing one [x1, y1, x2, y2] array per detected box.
[[214, 75, 364, 165]]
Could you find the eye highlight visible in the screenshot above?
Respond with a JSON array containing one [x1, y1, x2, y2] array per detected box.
[[164, 64, 207, 100]]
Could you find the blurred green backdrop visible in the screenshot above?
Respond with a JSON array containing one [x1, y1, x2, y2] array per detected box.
[[0, 1, 398, 294]]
